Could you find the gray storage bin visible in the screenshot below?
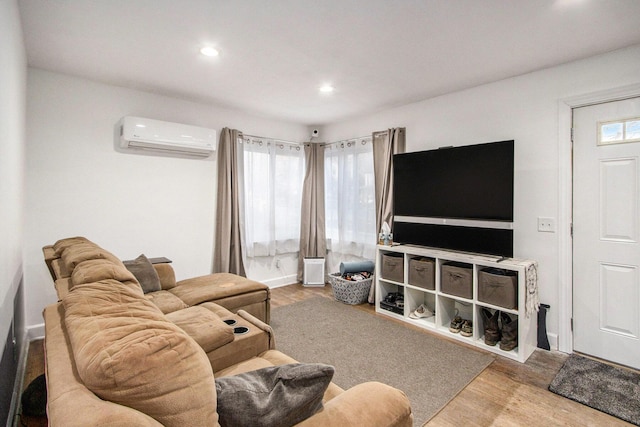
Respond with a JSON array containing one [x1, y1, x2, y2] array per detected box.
[[408, 257, 435, 290], [478, 268, 518, 309], [441, 262, 473, 299], [381, 253, 404, 282], [328, 273, 372, 305]]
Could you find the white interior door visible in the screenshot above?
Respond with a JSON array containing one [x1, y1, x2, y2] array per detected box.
[[573, 97, 640, 369]]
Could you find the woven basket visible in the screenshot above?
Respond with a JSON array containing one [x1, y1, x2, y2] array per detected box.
[[328, 273, 372, 305]]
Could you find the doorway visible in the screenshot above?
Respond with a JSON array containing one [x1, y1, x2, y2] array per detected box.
[[572, 96, 640, 369]]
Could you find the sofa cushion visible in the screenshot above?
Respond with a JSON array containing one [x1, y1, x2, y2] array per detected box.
[[153, 263, 177, 290], [215, 363, 334, 427], [71, 258, 139, 288], [60, 242, 122, 272], [52, 236, 90, 256], [145, 290, 188, 314], [199, 301, 235, 319], [165, 306, 234, 353], [62, 279, 218, 427], [171, 272, 269, 306], [124, 254, 162, 293], [44, 303, 165, 427]]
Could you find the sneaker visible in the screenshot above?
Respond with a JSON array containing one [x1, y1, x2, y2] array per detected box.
[[449, 315, 463, 333], [409, 304, 434, 319]]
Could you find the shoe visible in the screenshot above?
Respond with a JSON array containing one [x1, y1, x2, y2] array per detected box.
[[481, 308, 500, 346], [460, 319, 473, 337], [449, 315, 463, 333], [500, 312, 518, 351], [409, 304, 434, 319]]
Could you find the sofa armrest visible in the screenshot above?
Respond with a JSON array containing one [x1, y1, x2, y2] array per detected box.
[[54, 278, 71, 301], [43, 245, 58, 281], [237, 309, 276, 350], [204, 309, 275, 372], [296, 382, 413, 427]]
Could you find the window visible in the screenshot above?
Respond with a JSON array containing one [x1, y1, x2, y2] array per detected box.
[[598, 117, 640, 145], [240, 138, 305, 257], [324, 138, 376, 260]]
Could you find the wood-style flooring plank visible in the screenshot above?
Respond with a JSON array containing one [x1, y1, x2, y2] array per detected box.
[[426, 368, 632, 426]]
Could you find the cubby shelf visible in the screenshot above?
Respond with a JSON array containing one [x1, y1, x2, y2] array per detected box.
[[375, 244, 537, 363]]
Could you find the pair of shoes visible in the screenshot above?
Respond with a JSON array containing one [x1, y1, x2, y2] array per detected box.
[[481, 308, 500, 346], [460, 319, 473, 337], [500, 312, 518, 351], [409, 304, 434, 319], [449, 315, 463, 333], [480, 308, 518, 350], [450, 317, 473, 336]]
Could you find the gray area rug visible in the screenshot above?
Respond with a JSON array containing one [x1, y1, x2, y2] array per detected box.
[[271, 297, 494, 426], [549, 354, 640, 425]]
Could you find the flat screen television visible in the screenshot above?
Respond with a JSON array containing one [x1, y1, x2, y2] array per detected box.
[[392, 140, 514, 257]]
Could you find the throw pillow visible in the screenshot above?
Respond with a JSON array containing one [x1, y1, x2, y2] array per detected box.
[[124, 254, 162, 293], [215, 363, 334, 427]]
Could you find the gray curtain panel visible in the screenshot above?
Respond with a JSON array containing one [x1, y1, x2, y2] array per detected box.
[[370, 128, 405, 302], [297, 142, 326, 282], [213, 127, 246, 276], [372, 128, 406, 236]]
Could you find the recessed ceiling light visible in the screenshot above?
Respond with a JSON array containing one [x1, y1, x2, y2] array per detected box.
[[319, 84, 334, 94], [200, 46, 219, 57]]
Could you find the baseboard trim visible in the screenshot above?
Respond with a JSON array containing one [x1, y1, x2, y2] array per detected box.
[[262, 275, 298, 288], [26, 324, 44, 341], [548, 332, 559, 352]]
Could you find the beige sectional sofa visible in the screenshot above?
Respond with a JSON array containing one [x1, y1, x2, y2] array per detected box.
[[42, 237, 413, 426], [43, 236, 271, 323]]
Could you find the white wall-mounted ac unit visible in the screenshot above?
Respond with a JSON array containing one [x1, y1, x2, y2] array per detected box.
[[119, 116, 216, 157]]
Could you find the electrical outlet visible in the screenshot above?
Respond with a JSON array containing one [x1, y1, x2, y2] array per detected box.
[[537, 217, 556, 233]]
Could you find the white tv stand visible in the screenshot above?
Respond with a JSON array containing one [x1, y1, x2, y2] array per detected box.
[[375, 244, 537, 363]]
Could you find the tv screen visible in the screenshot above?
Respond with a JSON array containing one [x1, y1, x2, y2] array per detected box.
[[393, 140, 514, 222], [392, 140, 514, 257]]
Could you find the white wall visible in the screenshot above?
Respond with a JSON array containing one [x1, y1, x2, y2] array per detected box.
[[23, 69, 308, 328], [323, 44, 640, 345], [0, 0, 26, 350]]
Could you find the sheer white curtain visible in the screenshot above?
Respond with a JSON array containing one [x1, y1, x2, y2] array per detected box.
[[240, 137, 305, 258], [324, 138, 376, 263]]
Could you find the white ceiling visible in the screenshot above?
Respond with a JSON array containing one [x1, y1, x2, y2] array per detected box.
[[18, 0, 640, 125]]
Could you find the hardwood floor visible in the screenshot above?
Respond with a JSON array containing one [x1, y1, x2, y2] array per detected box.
[[21, 283, 631, 426]]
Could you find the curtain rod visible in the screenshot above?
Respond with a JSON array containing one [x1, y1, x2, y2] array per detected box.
[[321, 135, 373, 146], [242, 133, 302, 146], [242, 131, 385, 147]]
